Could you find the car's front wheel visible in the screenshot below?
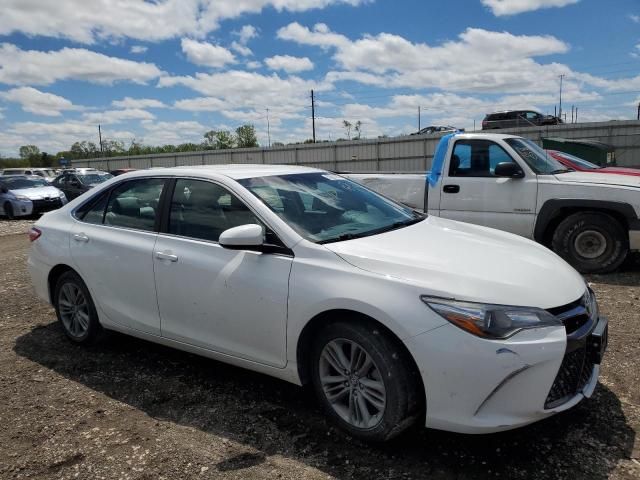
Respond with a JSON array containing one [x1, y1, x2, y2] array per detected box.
[[3, 202, 15, 220], [54, 271, 102, 344], [310, 319, 423, 441]]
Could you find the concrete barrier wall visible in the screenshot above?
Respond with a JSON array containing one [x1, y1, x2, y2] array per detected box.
[[73, 120, 640, 172]]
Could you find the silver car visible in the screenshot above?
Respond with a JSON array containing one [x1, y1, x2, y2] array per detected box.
[[0, 176, 67, 219]]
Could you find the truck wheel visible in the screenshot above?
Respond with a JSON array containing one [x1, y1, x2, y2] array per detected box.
[[310, 320, 423, 441], [551, 212, 628, 274]]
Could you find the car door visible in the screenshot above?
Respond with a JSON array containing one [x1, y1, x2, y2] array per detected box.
[[70, 178, 167, 334], [438, 138, 538, 238], [153, 177, 293, 368], [53, 175, 72, 199]]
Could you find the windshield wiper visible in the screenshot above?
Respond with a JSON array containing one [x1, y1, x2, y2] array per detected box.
[[318, 215, 426, 244], [549, 169, 571, 174]]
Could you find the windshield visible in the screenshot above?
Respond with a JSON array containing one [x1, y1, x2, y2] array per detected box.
[[550, 151, 599, 170], [78, 173, 112, 184], [3, 177, 49, 189], [2, 170, 23, 176], [238, 172, 424, 244], [505, 138, 567, 174]]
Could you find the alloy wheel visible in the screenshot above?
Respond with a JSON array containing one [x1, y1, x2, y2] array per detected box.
[[318, 338, 387, 429], [58, 282, 90, 339]]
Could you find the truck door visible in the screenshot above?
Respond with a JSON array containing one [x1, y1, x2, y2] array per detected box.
[[438, 138, 538, 238]]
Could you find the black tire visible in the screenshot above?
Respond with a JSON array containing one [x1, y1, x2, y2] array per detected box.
[[54, 271, 102, 344], [310, 319, 423, 441], [4, 202, 15, 220], [551, 212, 628, 274]]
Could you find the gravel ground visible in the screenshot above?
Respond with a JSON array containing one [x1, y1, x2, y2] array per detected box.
[[0, 220, 639, 480]]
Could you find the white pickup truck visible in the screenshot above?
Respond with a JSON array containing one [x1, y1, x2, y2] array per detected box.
[[345, 133, 640, 273]]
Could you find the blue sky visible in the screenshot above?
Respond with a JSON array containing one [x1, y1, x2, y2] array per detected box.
[[1, 0, 640, 156]]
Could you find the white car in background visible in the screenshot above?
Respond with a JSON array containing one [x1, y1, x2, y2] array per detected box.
[[1, 176, 67, 218], [27, 165, 607, 440]]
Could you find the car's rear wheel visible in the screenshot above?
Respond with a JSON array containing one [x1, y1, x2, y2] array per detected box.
[[552, 212, 628, 273], [310, 320, 423, 441], [54, 271, 102, 343], [4, 202, 15, 220]]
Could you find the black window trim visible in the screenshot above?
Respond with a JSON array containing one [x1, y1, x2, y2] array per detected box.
[[449, 139, 523, 178], [157, 176, 293, 256]]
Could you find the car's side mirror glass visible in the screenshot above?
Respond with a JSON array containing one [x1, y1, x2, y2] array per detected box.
[[494, 162, 524, 178], [219, 224, 265, 250]]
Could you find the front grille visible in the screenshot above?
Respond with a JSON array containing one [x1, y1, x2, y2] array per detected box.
[[32, 198, 62, 213], [545, 346, 593, 408], [544, 293, 597, 409]]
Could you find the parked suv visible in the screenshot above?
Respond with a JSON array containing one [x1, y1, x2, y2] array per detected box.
[[482, 110, 562, 130]]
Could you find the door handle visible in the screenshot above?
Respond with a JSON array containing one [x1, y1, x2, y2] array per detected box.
[[155, 251, 178, 262], [73, 233, 89, 243], [443, 185, 460, 194]]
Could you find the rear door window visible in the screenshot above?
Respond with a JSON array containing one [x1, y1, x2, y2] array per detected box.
[[104, 179, 165, 231]]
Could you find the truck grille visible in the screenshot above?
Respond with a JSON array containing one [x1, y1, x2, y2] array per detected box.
[[544, 292, 597, 409], [32, 198, 62, 213]]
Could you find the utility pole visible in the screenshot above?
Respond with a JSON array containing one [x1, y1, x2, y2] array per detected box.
[[558, 74, 564, 121], [266, 108, 271, 148], [98, 124, 104, 156], [311, 89, 316, 143], [571, 105, 574, 124], [418, 106, 421, 132], [637, 102, 640, 120], [575, 107, 578, 123]]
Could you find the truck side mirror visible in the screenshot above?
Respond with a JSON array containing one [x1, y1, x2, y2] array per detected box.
[[494, 162, 524, 178]]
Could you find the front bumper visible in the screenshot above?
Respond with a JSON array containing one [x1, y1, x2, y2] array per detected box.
[[405, 314, 607, 434]]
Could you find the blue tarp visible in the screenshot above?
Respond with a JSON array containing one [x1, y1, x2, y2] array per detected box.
[[426, 132, 457, 187]]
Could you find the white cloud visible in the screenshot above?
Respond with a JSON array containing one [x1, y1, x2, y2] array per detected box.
[[111, 97, 167, 109], [159, 70, 330, 109], [630, 14, 640, 23], [234, 25, 258, 44], [481, 0, 580, 16], [130, 45, 148, 54], [265, 55, 314, 73], [181, 38, 236, 68], [0, 0, 367, 44], [231, 41, 252, 56], [83, 108, 155, 124], [0, 87, 79, 116], [279, 23, 582, 95], [140, 120, 209, 146], [174, 97, 230, 111], [246, 60, 262, 69], [0, 43, 162, 86]]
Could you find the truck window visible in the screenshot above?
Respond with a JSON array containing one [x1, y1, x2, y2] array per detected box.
[[449, 140, 516, 177]]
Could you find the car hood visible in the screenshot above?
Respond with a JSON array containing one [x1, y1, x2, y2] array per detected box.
[[323, 216, 585, 309], [599, 167, 640, 176], [553, 171, 640, 187], [10, 186, 62, 199]]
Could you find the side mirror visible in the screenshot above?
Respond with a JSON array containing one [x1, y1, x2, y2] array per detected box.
[[494, 162, 524, 178], [219, 224, 264, 250]]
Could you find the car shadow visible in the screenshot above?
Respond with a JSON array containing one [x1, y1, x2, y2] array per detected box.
[[14, 323, 636, 480]]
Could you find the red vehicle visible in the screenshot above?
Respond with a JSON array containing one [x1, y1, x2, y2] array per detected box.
[[547, 150, 640, 177]]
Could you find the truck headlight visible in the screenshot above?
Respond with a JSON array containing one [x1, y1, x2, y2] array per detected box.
[[420, 296, 562, 339]]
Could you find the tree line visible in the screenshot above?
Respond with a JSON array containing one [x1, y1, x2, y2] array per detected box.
[[0, 124, 260, 169]]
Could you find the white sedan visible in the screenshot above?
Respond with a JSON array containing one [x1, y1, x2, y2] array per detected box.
[[27, 165, 608, 441]]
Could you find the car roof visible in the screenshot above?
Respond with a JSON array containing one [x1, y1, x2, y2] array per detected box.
[[125, 164, 324, 180], [451, 133, 523, 141]]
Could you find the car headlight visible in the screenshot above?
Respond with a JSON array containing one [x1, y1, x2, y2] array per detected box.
[[420, 296, 562, 339], [15, 195, 30, 201]]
